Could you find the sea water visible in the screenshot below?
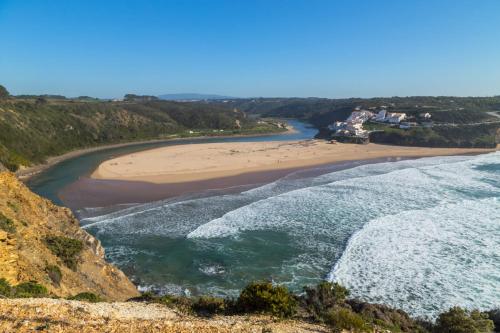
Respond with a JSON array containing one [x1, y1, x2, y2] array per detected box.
[[80, 151, 499, 318]]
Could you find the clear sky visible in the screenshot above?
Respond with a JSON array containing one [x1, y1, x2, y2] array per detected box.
[[1, 0, 499, 98]]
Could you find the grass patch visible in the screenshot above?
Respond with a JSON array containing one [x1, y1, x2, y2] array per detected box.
[[68, 292, 103, 303], [0, 278, 12, 296], [324, 307, 371, 333], [13, 281, 48, 298], [44, 236, 84, 270], [0, 212, 16, 233]]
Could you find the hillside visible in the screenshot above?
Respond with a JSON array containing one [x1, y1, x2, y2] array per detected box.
[[0, 98, 282, 171], [214, 96, 500, 147], [0, 171, 138, 300]]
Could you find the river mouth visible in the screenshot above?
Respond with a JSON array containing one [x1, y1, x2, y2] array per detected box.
[[26, 121, 500, 319], [26, 119, 318, 207]]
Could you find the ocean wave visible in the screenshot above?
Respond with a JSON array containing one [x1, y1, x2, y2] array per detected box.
[[329, 197, 500, 318], [82, 151, 499, 317]]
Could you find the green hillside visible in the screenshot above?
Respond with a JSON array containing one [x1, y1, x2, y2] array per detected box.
[[0, 96, 282, 171]]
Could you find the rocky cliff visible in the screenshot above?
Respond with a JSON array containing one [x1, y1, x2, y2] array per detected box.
[[0, 171, 138, 300]]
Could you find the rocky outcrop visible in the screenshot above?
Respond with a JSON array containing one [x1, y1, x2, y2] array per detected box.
[[0, 171, 138, 300]]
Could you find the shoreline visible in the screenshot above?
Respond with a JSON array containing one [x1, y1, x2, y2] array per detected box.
[[61, 150, 494, 210], [15, 128, 291, 181], [91, 140, 497, 185], [60, 156, 400, 209]]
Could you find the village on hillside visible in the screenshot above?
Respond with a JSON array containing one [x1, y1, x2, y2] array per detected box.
[[327, 106, 432, 143]]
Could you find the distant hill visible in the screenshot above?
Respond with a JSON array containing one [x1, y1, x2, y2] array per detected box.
[[158, 93, 235, 101]]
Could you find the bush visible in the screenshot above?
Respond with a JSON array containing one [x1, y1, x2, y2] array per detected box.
[[45, 265, 62, 285], [13, 281, 48, 298], [44, 236, 84, 270], [435, 307, 494, 333], [192, 296, 228, 317], [324, 307, 370, 333], [68, 292, 103, 303], [0, 213, 16, 233], [302, 281, 349, 320], [236, 281, 297, 318], [486, 309, 500, 332], [0, 278, 12, 296]]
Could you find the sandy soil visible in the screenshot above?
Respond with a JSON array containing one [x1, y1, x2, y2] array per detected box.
[[91, 140, 497, 184], [0, 298, 329, 333]]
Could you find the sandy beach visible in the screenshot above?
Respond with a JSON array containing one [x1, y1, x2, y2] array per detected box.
[[92, 140, 497, 184]]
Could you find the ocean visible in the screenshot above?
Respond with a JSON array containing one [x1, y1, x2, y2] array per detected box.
[[79, 151, 499, 318]]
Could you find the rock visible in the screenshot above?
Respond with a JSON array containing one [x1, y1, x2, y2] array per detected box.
[[0, 171, 139, 300]]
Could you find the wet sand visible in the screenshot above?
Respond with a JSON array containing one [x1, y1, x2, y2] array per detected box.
[[61, 158, 370, 209]]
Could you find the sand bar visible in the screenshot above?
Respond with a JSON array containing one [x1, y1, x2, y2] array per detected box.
[[91, 140, 497, 184]]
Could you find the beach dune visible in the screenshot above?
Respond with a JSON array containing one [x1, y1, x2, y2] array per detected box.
[[91, 141, 496, 184]]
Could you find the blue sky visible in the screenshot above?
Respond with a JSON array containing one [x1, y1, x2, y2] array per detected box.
[[1, 0, 499, 98]]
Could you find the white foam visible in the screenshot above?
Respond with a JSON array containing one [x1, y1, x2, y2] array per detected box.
[[329, 197, 500, 318]]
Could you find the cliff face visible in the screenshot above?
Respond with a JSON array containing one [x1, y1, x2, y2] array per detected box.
[[0, 171, 138, 300]]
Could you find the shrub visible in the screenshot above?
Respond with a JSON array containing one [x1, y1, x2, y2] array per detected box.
[[13, 281, 48, 298], [192, 296, 228, 317], [324, 307, 370, 333], [44, 236, 84, 270], [0, 213, 16, 233], [0, 278, 12, 296], [68, 292, 103, 303], [45, 265, 62, 285], [302, 281, 349, 320], [486, 309, 500, 332], [435, 307, 494, 333], [236, 281, 297, 318]]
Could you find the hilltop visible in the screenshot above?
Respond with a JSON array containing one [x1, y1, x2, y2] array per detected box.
[[158, 93, 235, 101]]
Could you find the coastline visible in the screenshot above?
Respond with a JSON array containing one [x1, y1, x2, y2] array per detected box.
[[15, 128, 290, 181], [91, 140, 497, 184]]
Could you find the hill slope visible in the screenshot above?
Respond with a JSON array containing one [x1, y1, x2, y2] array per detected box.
[[0, 99, 281, 171], [0, 171, 138, 300]]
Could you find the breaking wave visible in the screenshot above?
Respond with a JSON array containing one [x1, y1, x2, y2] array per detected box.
[[82, 152, 499, 317]]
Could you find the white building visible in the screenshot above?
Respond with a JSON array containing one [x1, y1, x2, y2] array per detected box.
[[386, 112, 406, 124], [374, 109, 387, 121]]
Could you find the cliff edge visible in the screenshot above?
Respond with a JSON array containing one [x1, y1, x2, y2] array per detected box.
[[0, 171, 138, 300]]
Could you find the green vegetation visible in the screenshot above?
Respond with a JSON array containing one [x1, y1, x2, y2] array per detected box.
[[13, 281, 48, 298], [324, 307, 370, 333], [127, 281, 499, 332], [0, 212, 16, 233], [45, 265, 62, 285], [0, 278, 12, 296], [369, 124, 498, 148], [236, 281, 298, 318], [0, 279, 48, 298], [0, 86, 284, 171], [68, 292, 103, 303], [44, 236, 84, 270], [192, 296, 228, 317], [435, 307, 494, 333]]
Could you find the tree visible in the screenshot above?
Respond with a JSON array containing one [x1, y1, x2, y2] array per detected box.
[[0, 85, 9, 99]]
